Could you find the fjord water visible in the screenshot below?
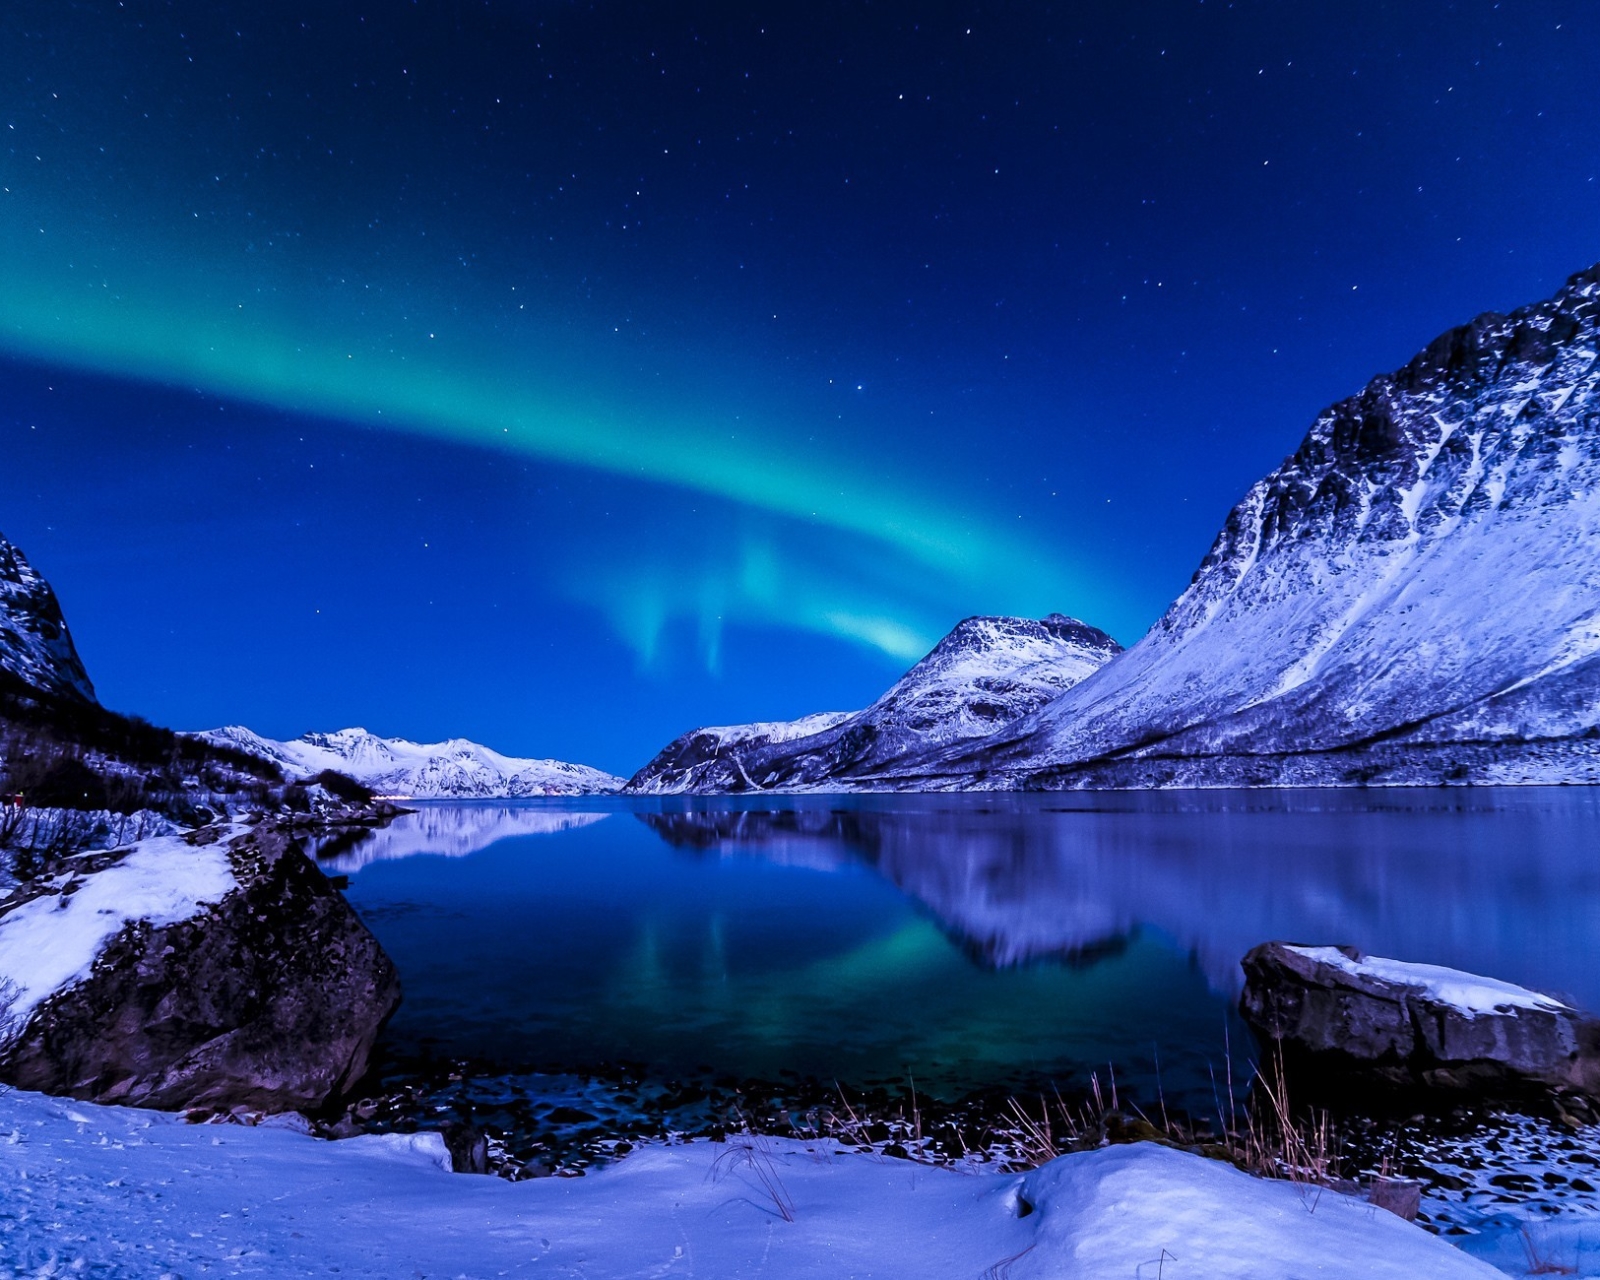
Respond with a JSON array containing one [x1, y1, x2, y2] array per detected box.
[[334, 790, 1600, 1115]]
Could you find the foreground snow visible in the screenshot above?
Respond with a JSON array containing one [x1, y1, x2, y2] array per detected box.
[[196, 725, 623, 798], [0, 1087, 1506, 1278]]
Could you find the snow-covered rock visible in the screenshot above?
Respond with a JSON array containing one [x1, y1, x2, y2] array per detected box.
[[1241, 942, 1600, 1101], [911, 263, 1600, 788], [0, 833, 236, 1043], [0, 530, 95, 703], [0, 1086, 1501, 1279], [0, 820, 400, 1111], [628, 614, 1121, 793], [196, 725, 622, 798]]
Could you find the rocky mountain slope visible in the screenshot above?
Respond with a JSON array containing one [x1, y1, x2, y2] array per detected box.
[[0, 533, 95, 704], [885, 263, 1600, 789], [1, 532, 283, 827], [197, 725, 622, 798], [628, 614, 1121, 793]]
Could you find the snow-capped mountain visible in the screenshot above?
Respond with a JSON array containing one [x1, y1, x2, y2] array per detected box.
[[0, 532, 95, 703], [911, 263, 1600, 788], [627, 614, 1121, 793], [196, 726, 623, 798]]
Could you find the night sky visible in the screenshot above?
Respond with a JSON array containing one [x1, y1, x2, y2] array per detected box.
[[1, 2, 1597, 773]]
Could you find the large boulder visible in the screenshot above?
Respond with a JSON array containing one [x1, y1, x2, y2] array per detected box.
[[0, 819, 400, 1112], [1240, 942, 1600, 1103]]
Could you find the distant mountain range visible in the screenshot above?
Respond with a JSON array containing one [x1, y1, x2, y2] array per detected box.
[[634, 263, 1600, 791], [195, 726, 623, 799], [628, 614, 1121, 792], [929, 262, 1600, 789], [0, 537, 616, 803]]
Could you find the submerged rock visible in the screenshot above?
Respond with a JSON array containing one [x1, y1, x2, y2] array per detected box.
[[1240, 942, 1600, 1102], [0, 820, 400, 1112]]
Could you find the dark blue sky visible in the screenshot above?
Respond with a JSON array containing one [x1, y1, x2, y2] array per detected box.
[[1, 1, 1596, 773]]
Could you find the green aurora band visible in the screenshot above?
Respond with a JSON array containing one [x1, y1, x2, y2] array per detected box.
[[0, 191, 1088, 659]]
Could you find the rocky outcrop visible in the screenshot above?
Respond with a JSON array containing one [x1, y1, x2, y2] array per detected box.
[[0, 820, 400, 1112], [628, 614, 1121, 793], [0, 532, 95, 703], [1240, 942, 1600, 1104]]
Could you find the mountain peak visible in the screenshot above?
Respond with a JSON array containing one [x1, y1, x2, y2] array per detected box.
[[628, 612, 1121, 793]]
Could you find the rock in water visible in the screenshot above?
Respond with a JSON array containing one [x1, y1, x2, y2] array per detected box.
[[1240, 942, 1600, 1102], [0, 821, 400, 1112]]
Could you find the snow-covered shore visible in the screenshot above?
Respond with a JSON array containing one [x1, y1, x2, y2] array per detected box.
[[0, 1086, 1511, 1279]]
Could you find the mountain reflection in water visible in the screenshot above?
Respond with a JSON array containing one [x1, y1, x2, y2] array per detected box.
[[314, 805, 611, 872], [637, 791, 1600, 1008]]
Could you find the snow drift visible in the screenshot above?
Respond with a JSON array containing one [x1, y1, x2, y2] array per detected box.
[[0, 1086, 1503, 1279]]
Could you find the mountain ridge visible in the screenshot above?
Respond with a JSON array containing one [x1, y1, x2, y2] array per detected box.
[[197, 725, 623, 799], [627, 613, 1122, 793], [901, 262, 1600, 788]]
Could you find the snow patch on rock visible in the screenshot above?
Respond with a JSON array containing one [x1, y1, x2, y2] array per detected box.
[[1286, 945, 1571, 1019], [0, 833, 235, 1041]]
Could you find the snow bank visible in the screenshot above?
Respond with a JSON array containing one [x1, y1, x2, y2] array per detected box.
[[0, 1087, 1501, 1277], [1287, 945, 1571, 1018], [0, 835, 234, 1040]]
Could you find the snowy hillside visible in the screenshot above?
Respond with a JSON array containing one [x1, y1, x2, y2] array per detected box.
[[628, 614, 1120, 792], [197, 726, 623, 798], [911, 263, 1600, 788], [0, 531, 95, 703]]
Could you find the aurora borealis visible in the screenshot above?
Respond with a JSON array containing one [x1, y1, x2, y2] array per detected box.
[[2, 2, 1598, 770]]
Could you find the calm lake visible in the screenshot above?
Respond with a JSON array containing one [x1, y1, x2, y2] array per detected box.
[[324, 788, 1600, 1133]]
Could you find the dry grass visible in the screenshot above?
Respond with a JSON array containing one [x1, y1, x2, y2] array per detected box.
[[997, 1046, 1348, 1208], [1521, 1227, 1578, 1276], [708, 1125, 797, 1222]]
